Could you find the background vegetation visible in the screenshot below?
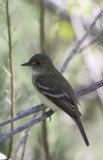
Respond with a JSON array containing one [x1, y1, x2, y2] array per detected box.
[[0, 0, 103, 160]]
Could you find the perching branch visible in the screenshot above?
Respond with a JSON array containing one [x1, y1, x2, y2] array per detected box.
[[60, 9, 103, 73], [0, 110, 54, 143], [0, 104, 45, 127], [0, 79, 103, 143], [6, 0, 15, 159], [76, 79, 103, 97]]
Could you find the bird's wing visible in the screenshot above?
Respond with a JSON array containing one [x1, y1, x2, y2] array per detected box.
[[36, 76, 80, 119]]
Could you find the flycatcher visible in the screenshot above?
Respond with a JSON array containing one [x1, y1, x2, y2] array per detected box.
[[21, 53, 89, 146]]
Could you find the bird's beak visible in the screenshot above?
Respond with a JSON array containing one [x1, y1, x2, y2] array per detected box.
[[21, 62, 32, 66]]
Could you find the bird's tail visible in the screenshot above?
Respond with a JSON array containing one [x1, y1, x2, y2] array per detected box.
[[75, 118, 89, 146]]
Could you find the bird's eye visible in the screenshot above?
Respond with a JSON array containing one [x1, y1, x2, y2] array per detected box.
[[36, 62, 40, 66]]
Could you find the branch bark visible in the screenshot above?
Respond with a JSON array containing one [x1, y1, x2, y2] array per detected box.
[[0, 110, 54, 143], [0, 104, 45, 127], [6, 0, 15, 159], [36, 0, 70, 22], [39, 0, 51, 160], [60, 9, 103, 73], [76, 79, 103, 97], [0, 79, 103, 143], [13, 113, 38, 160], [70, 14, 103, 108]]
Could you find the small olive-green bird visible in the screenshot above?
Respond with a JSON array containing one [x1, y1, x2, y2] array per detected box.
[[21, 53, 89, 146]]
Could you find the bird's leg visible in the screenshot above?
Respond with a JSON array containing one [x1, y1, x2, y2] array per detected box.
[[43, 109, 55, 122]]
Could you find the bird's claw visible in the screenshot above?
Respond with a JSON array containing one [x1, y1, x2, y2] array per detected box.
[[48, 115, 51, 122]]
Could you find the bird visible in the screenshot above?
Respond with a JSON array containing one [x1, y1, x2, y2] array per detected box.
[[21, 53, 89, 146]]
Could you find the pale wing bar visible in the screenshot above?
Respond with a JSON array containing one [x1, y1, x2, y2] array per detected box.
[[36, 80, 76, 112]]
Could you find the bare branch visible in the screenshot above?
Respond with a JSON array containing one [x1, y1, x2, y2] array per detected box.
[[79, 31, 103, 53], [0, 104, 45, 127], [71, 14, 103, 108], [37, 0, 70, 22], [17, 104, 45, 117], [40, 0, 50, 159], [0, 79, 103, 143], [60, 9, 103, 73], [0, 110, 54, 143], [13, 113, 38, 160], [76, 79, 103, 97], [6, 0, 15, 159], [0, 80, 102, 128], [40, 0, 46, 53]]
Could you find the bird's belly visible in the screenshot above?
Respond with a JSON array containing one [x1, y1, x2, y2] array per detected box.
[[35, 88, 58, 111]]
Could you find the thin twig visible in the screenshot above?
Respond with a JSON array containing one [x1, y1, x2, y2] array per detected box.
[[13, 113, 38, 160], [0, 110, 54, 143], [6, 0, 15, 159], [0, 79, 103, 143], [0, 80, 102, 128], [37, 0, 70, 22], [40, 0, 45, 53], [79, 31, 103, 53], [0, 104, 45, 127], [70, 14, 103, 109], [42, 117, 50, 160], [60, 9, 103, 73], [21, 113, 38, 160], [76, 79, 103, 97], [40, 0, 50, 159]]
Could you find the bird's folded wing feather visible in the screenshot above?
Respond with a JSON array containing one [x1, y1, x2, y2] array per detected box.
[[36, 77, 80, 119]]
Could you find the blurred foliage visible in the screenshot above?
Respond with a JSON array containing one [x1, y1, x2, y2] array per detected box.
[[67, 0, 93, 15], [58, 21, 74, 41], [0, 0, 103, 160]]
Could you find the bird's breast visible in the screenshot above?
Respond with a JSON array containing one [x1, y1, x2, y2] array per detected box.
[[34, 84, 58, 112]]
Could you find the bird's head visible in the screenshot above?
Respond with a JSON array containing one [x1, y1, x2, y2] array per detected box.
[[21, 53, 54, 76]]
